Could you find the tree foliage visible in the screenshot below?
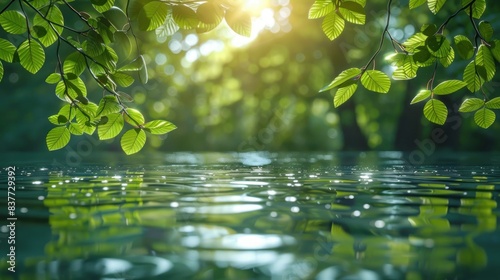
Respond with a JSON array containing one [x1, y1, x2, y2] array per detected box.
[[2, 0, 500, 154], [0, 0, 252, 154], [311, 0, 499, 129]]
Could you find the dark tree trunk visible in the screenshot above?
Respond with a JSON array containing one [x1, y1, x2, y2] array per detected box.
[[395, 79, 423, 150], [337, 99, 369, 150]]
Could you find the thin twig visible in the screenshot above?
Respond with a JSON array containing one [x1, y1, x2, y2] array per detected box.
[[362, 0, 393, 72], [0, 0, 16, 15]]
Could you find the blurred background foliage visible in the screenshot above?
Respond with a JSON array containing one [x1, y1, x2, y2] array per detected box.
[[1, 0, 500, 153]]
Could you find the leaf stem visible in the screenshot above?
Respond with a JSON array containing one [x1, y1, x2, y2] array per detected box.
[[429, 61, 439, 97], [22, 0, 89, 35], [61, 0, 96, 32], [468, 5, 489, 46], [0, 0, 16, 15], [18, 0, 30, 38], [362, 0, 393, 72], [437, 0, 476, 34]]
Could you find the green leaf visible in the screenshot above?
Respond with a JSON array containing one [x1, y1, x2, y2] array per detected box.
[[322, 12, 345, 41], [454, 35, 474, 60], [0, 38, 16, 62], [139, 1, 169, 31], [118, 56, 145, 72], [82, 31, 106, 57], [125, 108, 145, 126], [114, 31, 134, 60], [46, 126, 71, 151], [225, 8, 252, 37], [347, 0, 366, 7], [439, 46, 454, 67], [57, 115, 68, 124], [197, 2, 224, 25], [308, 0, 334, 19], [138, 55, 148, 84], [79, 102, 98, 118], [75, 110, 97, 135], [111, 71, 134, 87], [478, 21, 493, 42], [421, 24, 437, 36], [428, 0, 447, 14], [121, 128, 146, 155], [144, 120, 177, 134], [474, 108, 495, 128], [98, 73, 114, 88], [97, 95, 122, 117], [411, 89, 431, 104], [491, 40, 500, 63], [426, 34, 451, 58], [48, 115, 62, 125], [423, 99, 448, 125], [338, 2, 365, 25], [45, 73, 61, 84], [392, 55, 418, 80], [413, 46, 434, 66], [94, 45, 118, 71], [403, 32, 427, 52], [33, 6, 64, 47], [462, 0, 485, 19], [459, 98, 484, 112], [30, 0, 48, 9], [384, 53, 405, 66], [75, 103, 98, 135], [463, 60, 484, 93], [63, 52, 86, 76], [117, 91, 134, 102], [55, 81, 68, 101], [485, 97, 500, 109], [433, 80, 467, 95], [476, 44, 495, 81], [320, 68, 361, 92], [409, 0, 426, 9], [360, 70, 391, 93], [156, 10, 179, 39], [0, 10, 27, 34], [58, 104, 76, 122], [97, 74, 117, 92], [196, 17, 219, 34], [66, 77, 88, 98], [89, 63, 107, 78], [334, 83, 357, 108], [0, 61, 3, 82], [76, 95, 89, 105], [92, 0, 115, 13], [98, 113, 124, 140], [68, 123, 84, 135], [172, 5, 199, 29], [17, 39, 45, 74], [94, 17, 115, 44], [103, 6, 129, 30]]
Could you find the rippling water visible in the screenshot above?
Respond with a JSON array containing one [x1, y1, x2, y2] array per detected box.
[[1, 152, 499, 279]]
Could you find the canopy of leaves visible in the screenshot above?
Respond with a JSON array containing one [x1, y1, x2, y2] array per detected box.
[[0, 0, 256, 154], [315, 0, 500, 131], [3, 0, 500, 155]]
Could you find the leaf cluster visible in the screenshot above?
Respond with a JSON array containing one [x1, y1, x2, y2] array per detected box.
[[1, 0, 253, 154], [313, 0, 500, 129], [309, 0, 366, 41]]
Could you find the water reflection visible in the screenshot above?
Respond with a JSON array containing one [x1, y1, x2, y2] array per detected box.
[[0, 152, 499, 279]]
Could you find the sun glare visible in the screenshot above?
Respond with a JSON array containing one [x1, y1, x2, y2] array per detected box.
[[229, 0, 290, 47]]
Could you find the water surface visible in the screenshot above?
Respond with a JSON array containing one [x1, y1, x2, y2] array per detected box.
[[1, 152, 499, 279]]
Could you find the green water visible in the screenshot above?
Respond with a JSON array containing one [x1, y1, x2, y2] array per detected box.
[[1, 152, 499, 279]]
